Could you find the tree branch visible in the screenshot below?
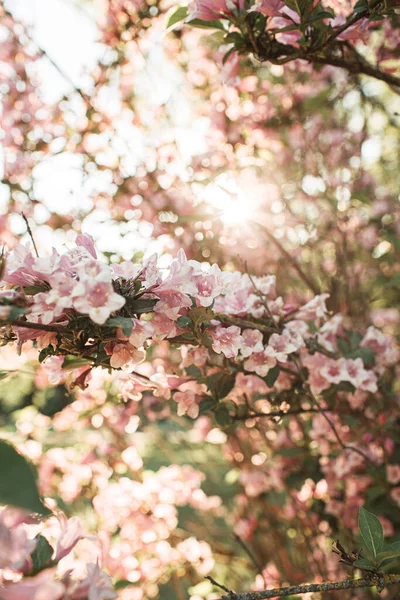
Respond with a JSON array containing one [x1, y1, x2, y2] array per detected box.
[[233, 407, 326, 420], [11, 320, 72, 335], [214, 575, 400, 599], [310, 54, 400, 91]]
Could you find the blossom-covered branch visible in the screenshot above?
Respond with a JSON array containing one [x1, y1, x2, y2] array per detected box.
[[168, 0, 400, 91]]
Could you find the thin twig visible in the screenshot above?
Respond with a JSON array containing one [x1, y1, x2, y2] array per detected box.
[[206, 575, 235, 596], [233, 407, 327, 420], [234, 533, 265, 576], [251, 221, 320, 295], [21, 213, 39, 257], [313, 0, 382, 51], [214, 314, 276, 335]]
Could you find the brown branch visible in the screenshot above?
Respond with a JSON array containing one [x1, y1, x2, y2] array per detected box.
[[310, 54, 400, 91], [233, 407, 326, 420], [214, 314, 276, 335], [10, 319, 72, 335], [214, 574, 400, 599]]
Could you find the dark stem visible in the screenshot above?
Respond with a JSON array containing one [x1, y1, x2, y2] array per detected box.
[[11, 319, 72, 335], [233, 407, 328, 420], [252, 221, 320, 295], [21, 213, 39, 258]]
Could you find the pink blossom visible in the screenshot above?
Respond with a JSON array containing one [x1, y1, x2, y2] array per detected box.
[[76, 233, 97, 259], [72, 280, 125, 325], [317, 314, 343, 353], [239, 470, 270, 497], [0, 569, 65, 600], [249, 0, 284, 17], [173, 390, 200, 418], [187, 0, 243, 21], [154, 291, 192, 320], [296, 293, 330, 322], [128, 319, 154, 347], [320, 358, 347, 385], [211, 326, 244, 359], [176, 538, 214, 575], [193, 267, 222, 307], [343, 358, 377, 393], [387, 465, 400, 485], [67, 562, 117, 600], [109, 343, 145, 370], [240, 329, 264, 358], [268, 329, 302, 362], [0, 508, 37, 572], [154, 250, 196, 296], [244, 346, 276, 377], [54, 515, 86, 561]]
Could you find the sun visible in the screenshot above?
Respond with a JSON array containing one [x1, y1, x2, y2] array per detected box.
[[200, 174, 257, 227]]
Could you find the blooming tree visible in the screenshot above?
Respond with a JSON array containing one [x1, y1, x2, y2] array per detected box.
[[0, 1, 399, 599]]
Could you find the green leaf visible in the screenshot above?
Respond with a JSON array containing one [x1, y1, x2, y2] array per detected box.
[[0, 440, 50, 515], [34, 385, 74, 417], [353, 558, 378, 572], [377, 542, 400, 565], [224, 32, 245, 47], [185, 364, 202, 379], [222, 47, 236, 65], [198, 396, 218, 415], [62, 356, 92, 370], [115, 580, 133, 590], [177, 315, 192, 329], [307, 10, 333, 23], [358, 506, 384, 558], [264, 365, 280, 388], [215, 405, 231, 427], [106, 316, 133, 337], [348, 330, 363, 349], [7, 306, 26, 321], [337, 337, 350, 355], [166, 5, 188, 28], [188, 18, 226, 31], [38, 346, 55, 363], [206, 372, 236, 400], [130, 298, 158, 315], [187, 307, 214, 330], [23, 286, 48, 296], [30, 535, 54, 573]]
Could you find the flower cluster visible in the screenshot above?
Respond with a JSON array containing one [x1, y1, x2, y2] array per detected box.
[[0, 506, 116, 600], [1, 237, 397, 422]]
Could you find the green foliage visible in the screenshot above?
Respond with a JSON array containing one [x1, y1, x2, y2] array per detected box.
[[166, 5, 188, 28], [205, 371, 236, 400], [30, 535, 54, 574], [358, 506, 384, 558], [62, 356, 93, 370], [166, 5, 226, 30], [33, 385, 73, 417], [105, 316, 134, 336], [353, 558, 377, 572], [264, 365, 280, 388], [337, 330, 375, 366], [185, 364, 202, 378], [0, 440, 50, 515], [6, 306, 26, 321], [198, 396, 218, 415], [214, 404, 231, 427]]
